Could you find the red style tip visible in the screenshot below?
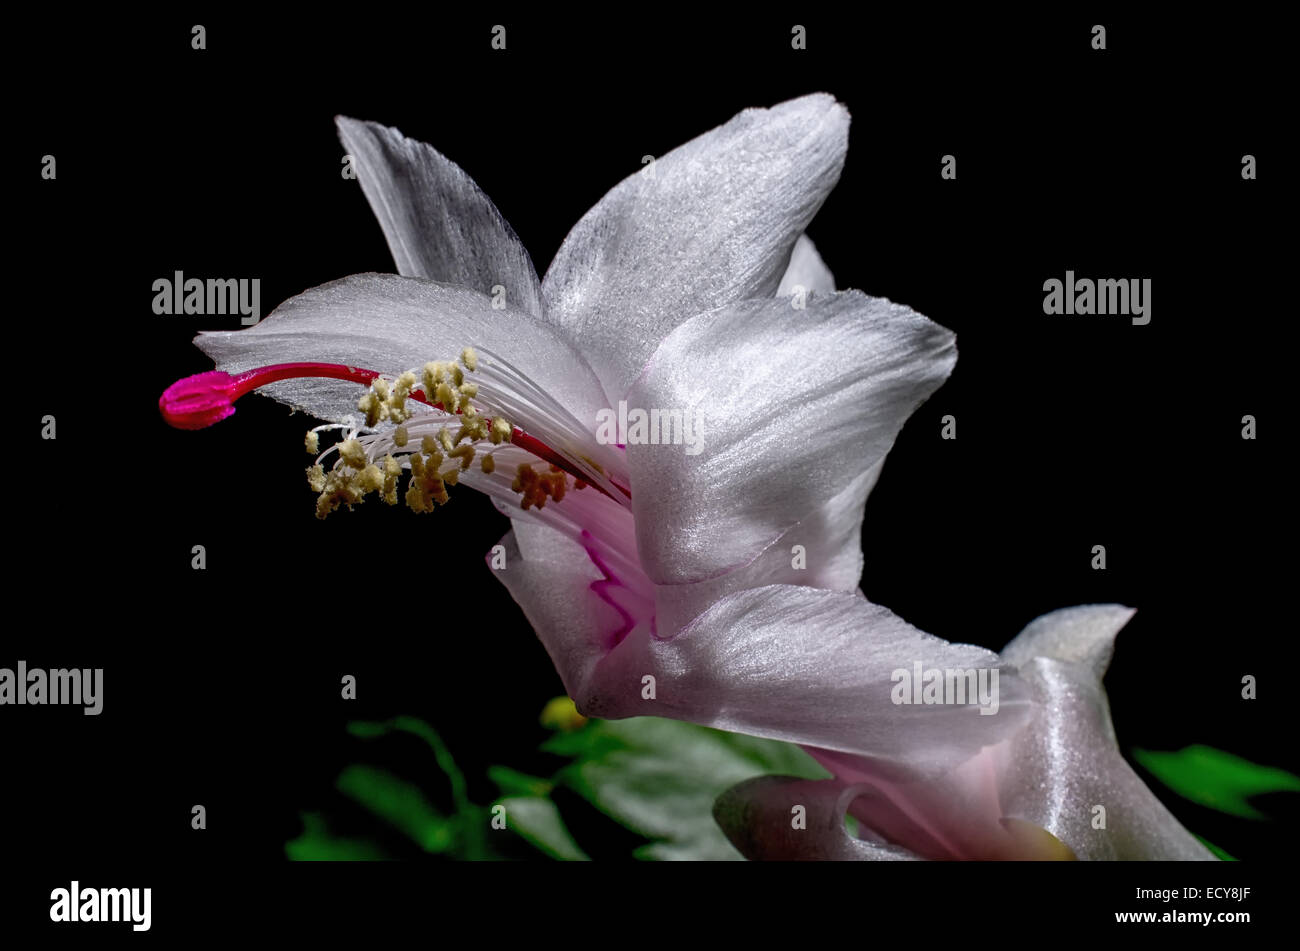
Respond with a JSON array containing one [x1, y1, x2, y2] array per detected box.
[[160, 371, 238, 430]]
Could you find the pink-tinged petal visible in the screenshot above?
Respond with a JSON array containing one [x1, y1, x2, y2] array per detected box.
[[336, 117, 544, 318], [776, 234, 835, 297], [997, 655, 1214, 860], [577, 585, 1032, 773], [490, 522, 651, 702], [541, 94, 850, 401], [714, 776, 920, 861], [807, 606, 1215, 860], [194, 273, 608, 433], [625, 292, 954, 585], [652, 461, 881, 637]]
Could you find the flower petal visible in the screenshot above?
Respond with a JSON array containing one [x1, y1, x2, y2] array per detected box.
[[713, 776, 920, 861], [776, 234, 835, 296], [489, 526, 635, 702], [194, 273, 607, 430], [541, 93, 850, 400], [576, 584, 1033, 773], [651, 461, 881, 637], [625, 292, 955, 584], [997, 656, 1215, 859], [810, 607, 1216, 860], [1001, 603, 1135, 683], [336, 117, 544, 318]]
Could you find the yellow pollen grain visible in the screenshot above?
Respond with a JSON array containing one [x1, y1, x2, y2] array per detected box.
[[382, 455, 401, 505], [357, 391, 382, 428], [338, 438, 368, 469], [393, 425, 409, 448], [438, 428, 455, 453], [461, 347, 478, 372], [435, 382, 459, 413], [306, 464, 325, 493], [449, 444, 476, 470], [491, 417, 512, 445], [481, 454, 495, 474]]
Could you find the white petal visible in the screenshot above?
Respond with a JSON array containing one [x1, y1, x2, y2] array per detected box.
[[490, 526, 643, 702], [336, 117, 544, 317], [541, 93, 850, 400], [776, 234, 835, 296], [195, 273, 607, 433], [625, 292, 955, 584], [651, 461, 880, 637], [998, 657, 1215, 859], [1001, 603, 1135, 683], [577, 585, 1033, 773]]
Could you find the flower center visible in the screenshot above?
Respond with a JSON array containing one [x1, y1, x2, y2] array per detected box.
[[159, 350, 626, 517]]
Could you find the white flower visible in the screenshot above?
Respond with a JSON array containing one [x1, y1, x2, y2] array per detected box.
[[161, 95, 1024, 787]]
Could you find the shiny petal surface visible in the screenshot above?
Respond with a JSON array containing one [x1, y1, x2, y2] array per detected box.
[[625, 292, 955, 584], [1001, 603, 1135, 683], [997, 656, 1214, 860], [652, 461, 881, 637], [195, 273, 607, 429], [776, 234, 835, 296], [577, 585, 1033, 774], [541, 94, 850, 400], [336, 117, 544, 317], [806, 606, 1216, 860]]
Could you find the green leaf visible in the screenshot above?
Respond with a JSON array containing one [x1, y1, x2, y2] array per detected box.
[[489, 765, 554, 798], [1195, 835, 1237, 861], [1132, 745, 1300, 820], [285, 812, 388, 861], [543, 714, 831, 860], [496, 796, 590, 861], [335, 764, 455, 853], [347, 717, 471, 814]]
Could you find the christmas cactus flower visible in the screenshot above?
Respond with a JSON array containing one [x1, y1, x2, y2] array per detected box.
[[160, 94, 1029, 781], [713, 605, 1217, 860]]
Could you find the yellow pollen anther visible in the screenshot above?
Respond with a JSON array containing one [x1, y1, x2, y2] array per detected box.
[[435, 381, 459, 413], [358, 391, 382, 427], [302, 350, 502, 519], [382, 455, 401, 505], [338, 438, 368, 470], [449, 444, 476, 470]]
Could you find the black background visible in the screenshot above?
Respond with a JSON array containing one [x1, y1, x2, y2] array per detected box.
[[10, 7, 1292, 933]]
